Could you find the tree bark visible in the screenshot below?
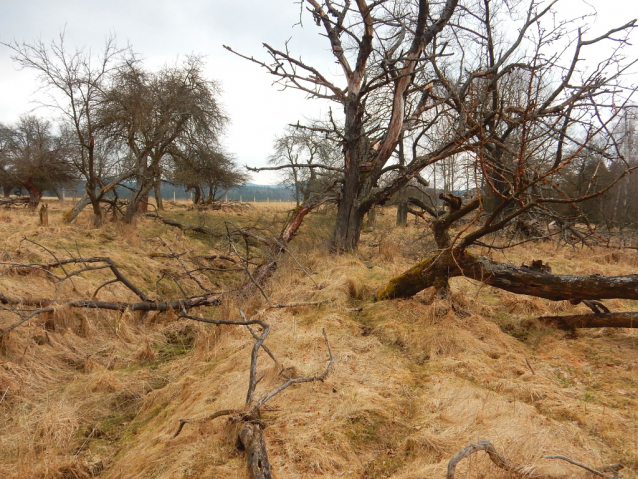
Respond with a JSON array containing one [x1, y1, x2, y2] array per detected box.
[[90, 197, 103, 226], [331, 149, 366, 252], [533, 313, 638, 329], [154, 179, 164, 211], [192, 185, 201, 205], [125, 181, 152, 223], [63, 197, 92, 223], [377, 251, 638, 303], [24, 183, 42, 210], [238, 423, 273, 479]]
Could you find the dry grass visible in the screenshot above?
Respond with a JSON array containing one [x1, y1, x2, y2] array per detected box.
[[0, 202, 636, 478]]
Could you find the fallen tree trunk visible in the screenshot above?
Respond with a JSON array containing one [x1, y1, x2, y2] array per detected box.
[[239, 423, 273, 479], [145, 212, 223, 237], [0, 292, 221, 312], [377, 250, 638, 303], [0, 197, 30, 207], [532, 313, 638, 329]]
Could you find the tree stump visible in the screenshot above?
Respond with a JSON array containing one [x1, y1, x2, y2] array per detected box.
[[39, 204, 49, 226]]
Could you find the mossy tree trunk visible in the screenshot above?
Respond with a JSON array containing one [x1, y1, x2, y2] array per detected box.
[[377, 193, 638, 307], [377, 250, 638, 303]]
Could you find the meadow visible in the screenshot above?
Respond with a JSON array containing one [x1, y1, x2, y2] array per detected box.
[[0, 200, 636, 478]]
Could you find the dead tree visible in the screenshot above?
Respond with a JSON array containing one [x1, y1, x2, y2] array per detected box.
[[4, 33, 130, 226], [228, 0, 636, 253], [371, 3, 638, 315], [171, 309, 335, 479]]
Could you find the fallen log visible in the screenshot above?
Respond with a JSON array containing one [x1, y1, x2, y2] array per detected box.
[[377, 251, 638, 303], [239, 423, 273, 479], [0, 197, 29, 208], [0, 292, 221, 312], [0, 293, 221, 338], [533, 312, 638, 329]]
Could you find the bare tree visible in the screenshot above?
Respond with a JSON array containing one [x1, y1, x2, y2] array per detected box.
[[229, 0, 636, 255], [229, 0, 463, 250], [266, 124, 341, 206], [4, 33, 130, 225], [99, 56, 228, 222], [0, 116, 75, 209], [376, 8, 638, 308], [169, 145, 248, 205]]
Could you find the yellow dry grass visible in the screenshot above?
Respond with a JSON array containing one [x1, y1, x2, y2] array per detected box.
[[0, 202, 636, 478]]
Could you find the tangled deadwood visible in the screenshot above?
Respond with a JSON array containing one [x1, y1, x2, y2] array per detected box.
[[447, 439, 624, 479], [376, 221, 638, 329], [0, 236, 228, 336], [0, 197, 30, 208], [171, 309, 335, 479]]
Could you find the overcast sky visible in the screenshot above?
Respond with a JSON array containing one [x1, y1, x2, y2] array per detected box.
[[1, 0, 636, 185]]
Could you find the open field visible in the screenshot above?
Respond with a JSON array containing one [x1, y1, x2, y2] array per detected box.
[[0, 202, 637, 478]]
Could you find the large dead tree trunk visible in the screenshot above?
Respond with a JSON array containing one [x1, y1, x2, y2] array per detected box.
[[377, 250, 638, 303], [238, 423, 273, 479], [533, 312, 638, 330]]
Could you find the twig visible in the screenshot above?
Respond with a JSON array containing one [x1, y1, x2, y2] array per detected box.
[[250, 328, 335, 412], [246, 324, 279, 367], [156, 236, 210, 293], [269, 237, 318, 288], [228, 236, 273, 307], [0, 307, 55, 337], [145, 212, 222, 237], [263, 300, 330, 310], [170, 409, 240, 440], [543, 455, 609, 477], [525, 357, 536, 375]]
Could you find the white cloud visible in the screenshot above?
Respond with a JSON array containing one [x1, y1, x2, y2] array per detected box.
[[0, 0, 636, 183]]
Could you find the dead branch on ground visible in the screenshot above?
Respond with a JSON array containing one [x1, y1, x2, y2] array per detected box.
[[0, 238, 227, 336], [145, 212, 223, 237], [171, 308, 335, 479], [531, 312, 638, 330], [0, 197, 30, 208], [447, 439, 624, 479]]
